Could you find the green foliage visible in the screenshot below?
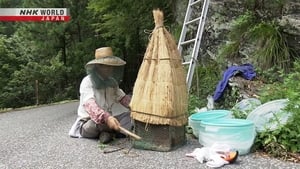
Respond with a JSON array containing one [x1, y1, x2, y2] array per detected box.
[[0, 0, 99, 108], [248, 22, 292, 71], [188, 60, 220, 111], [231, 108, 247, 119], [254, 60, 300, 154], [187, 94, 202, 116], [88, 0, 176, 50], [214, 85, 241, 110], [255, 66, 285, 84], [0, 0, 180, 108], [218, 41, 240, 62], [254, 127, 290, 158], [188, 60, 243, 112], [229, 11, 257, 41], [88, 0, 177, 92], [0, 35, 28, 108], [218, 11, 296, 72], [231, 101, 260, 119], [242, 0, 286, 18], [218, 12, 256, 61], [254, 121, 300, 157], [259, 69, 287, 103], [214, 1, 299, 157]]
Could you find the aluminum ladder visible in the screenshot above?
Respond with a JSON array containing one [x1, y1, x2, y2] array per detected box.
[[178, 0, 210, 92]]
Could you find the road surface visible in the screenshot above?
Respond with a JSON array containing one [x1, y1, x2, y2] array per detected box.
[[0, 102, 299, 169]]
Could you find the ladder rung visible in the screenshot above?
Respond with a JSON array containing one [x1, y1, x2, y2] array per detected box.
[[185, 17, 201, 25], [182, 61, 191, 65], [180, 38, 195, 45], [178, 0, 210, 92], [190, 0, 202, 7]]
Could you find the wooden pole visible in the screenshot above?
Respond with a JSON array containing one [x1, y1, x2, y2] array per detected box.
[[35, 80, 39, 105], [119, 126, 141, 140]]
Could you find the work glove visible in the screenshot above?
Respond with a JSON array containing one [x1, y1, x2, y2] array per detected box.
[[106, 116, 120, 131]]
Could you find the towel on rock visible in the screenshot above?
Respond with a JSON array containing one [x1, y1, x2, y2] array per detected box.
[[213, 64, 256, 101]]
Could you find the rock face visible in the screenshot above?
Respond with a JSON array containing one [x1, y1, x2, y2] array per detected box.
[[175, 0, 300, 99], [176, 0, 300, 62], [280, 1, 300, 55]]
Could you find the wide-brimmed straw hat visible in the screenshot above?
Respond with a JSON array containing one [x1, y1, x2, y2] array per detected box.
[[86, 47, 126, 66]]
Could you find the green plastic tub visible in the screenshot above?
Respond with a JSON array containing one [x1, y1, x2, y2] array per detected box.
[[198, 118, 256, 155], [188, 110, 231, 138]]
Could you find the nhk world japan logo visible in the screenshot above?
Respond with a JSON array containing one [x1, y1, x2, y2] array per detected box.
[[0, 8, 70, 22]]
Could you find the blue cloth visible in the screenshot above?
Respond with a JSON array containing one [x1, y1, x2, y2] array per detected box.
[[213, 64, 256, 101]]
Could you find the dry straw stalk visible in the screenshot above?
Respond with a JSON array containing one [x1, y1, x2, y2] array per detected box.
[[130, 9, 188, 126]]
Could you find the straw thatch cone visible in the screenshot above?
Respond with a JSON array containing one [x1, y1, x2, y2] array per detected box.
[[130, 9, 188, 126]]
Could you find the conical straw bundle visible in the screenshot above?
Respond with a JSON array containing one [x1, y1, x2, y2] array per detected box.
[[129, 9, 188, 126]]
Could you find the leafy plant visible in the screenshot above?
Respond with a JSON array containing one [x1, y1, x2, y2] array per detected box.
[[188, 60, 221, 112], [213, 85, 241, 110], [254, 60, 300, 156], [253, 126, 290, 159], [187, 94, 202, 116], [218, 11, 296, 72], [218, 11, 257, 62], [247, 21, 292, 71], [231, 100, 261, 119]]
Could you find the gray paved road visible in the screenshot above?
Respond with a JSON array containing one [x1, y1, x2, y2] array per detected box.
[[0, 102, 299, 169]]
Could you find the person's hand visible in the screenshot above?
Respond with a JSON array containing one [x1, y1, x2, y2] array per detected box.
[[120, 95, 131, 108], [106, 116, 120, 131]]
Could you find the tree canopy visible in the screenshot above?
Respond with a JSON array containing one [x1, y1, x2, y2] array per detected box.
[[0, 0, 177, 109]]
